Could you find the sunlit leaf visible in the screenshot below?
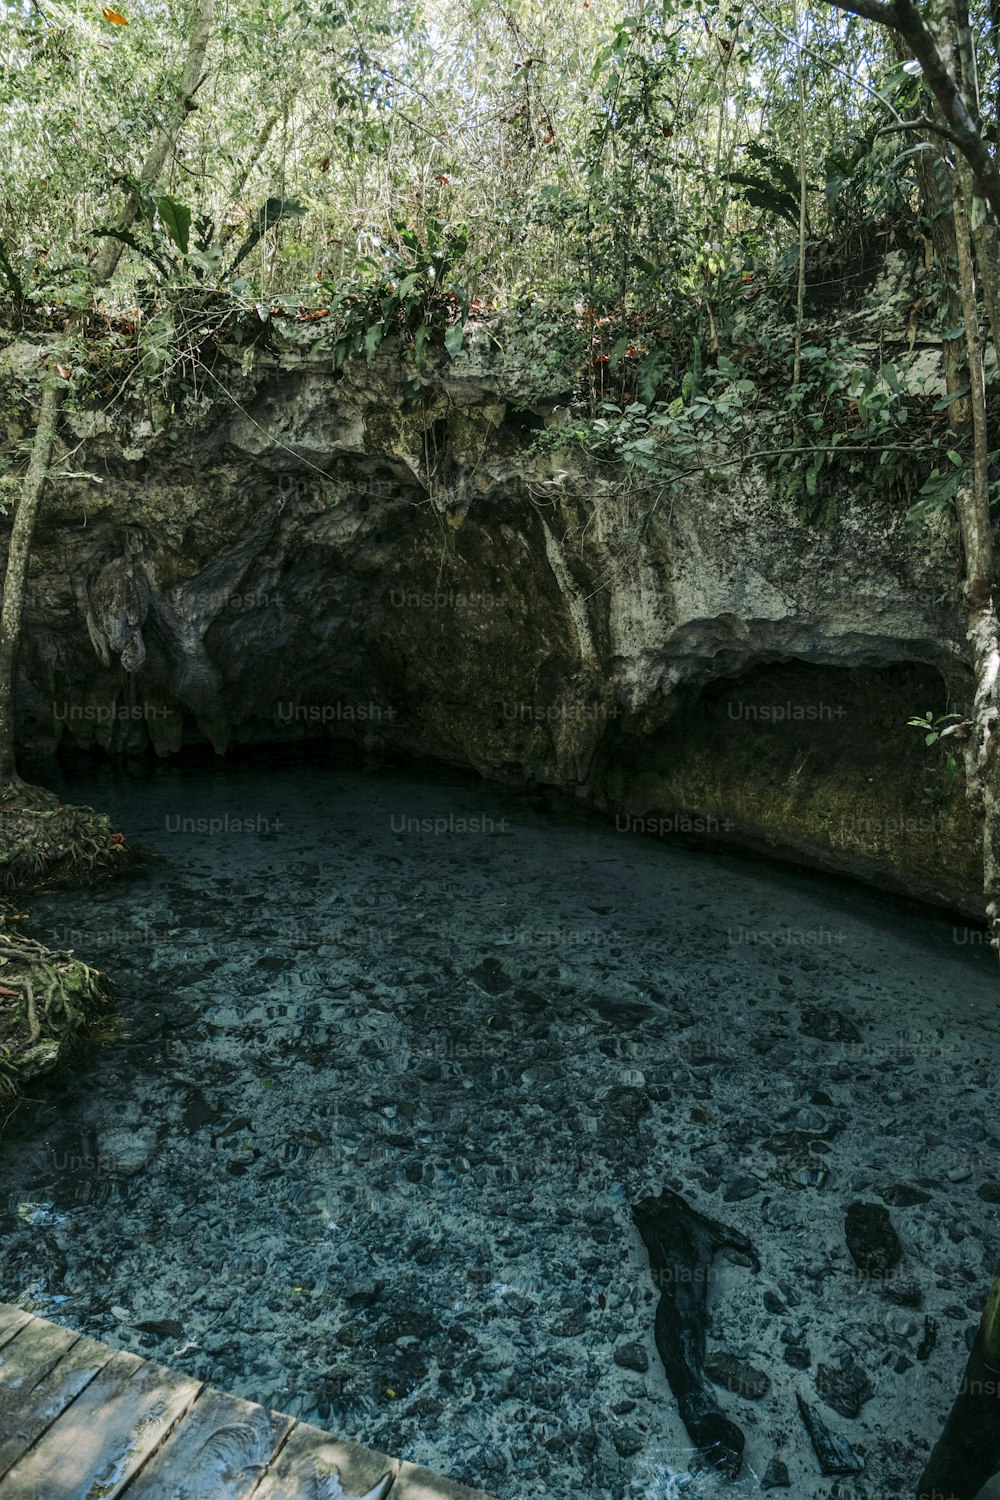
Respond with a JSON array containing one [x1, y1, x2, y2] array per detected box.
[[156, 195, 191, 255]]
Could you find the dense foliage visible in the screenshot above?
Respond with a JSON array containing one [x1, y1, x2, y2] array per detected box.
[[0, 0, 998, 529]]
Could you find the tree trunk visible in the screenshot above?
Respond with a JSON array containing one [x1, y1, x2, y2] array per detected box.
[[911, 139, 968, 413], [901, 25, 1000, 960], [814, 12, 1000, 1499], [792, 0, 809, 386], [970, 210, 1000, 356], [949, 0, 1000, 357], [0, 381, 60, 790], [948, 172, 1000, 956], [885, 8, 1000, 968], [0, 0, 215, 788], [824, 0, 1000, 220]]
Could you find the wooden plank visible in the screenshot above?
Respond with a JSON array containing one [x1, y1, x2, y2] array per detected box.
[[0, 1305, 501, 1500], [0, 1332, 112, 1481], [0, 1307, 32, 1351], [248, 1425, 397, 1500], [0, 1347, 201, 1499], [391, 1463, 498, 1500], [0, 1315, 80, 1401], [121, 1386, 293, 1500]]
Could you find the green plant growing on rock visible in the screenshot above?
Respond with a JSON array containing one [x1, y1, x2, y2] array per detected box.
[[908, 709, 965, 807], [317, 216, 472, 383], [908, 708, 965, 746]]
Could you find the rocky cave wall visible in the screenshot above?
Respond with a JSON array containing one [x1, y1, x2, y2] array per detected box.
[[0, 319, 984, 916]]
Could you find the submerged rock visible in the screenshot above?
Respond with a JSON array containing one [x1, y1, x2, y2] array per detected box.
[[704, 1351, 770, 1400], [799, 1010, 861, 1044], [878, 1182, 931, 1207], [96, 1125, 156, 1176], [633, 1187, 760, 1480], [762, 1457, 791, 1489], [613, 1341, 649, 1373], [611, 1424, 643, 1457], [844, 1202, 902, 1275], [796, 1394, 865, 1475], [882, 1274, 923, 1308], [722, 1175, 762, 1203], [815, 1357, 874, 1419]]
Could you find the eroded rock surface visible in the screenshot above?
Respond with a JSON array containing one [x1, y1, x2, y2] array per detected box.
[[0, 324, 983, 912]]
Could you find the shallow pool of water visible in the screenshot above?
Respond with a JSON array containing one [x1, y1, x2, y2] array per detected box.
[[1, 752, 998, 1499]]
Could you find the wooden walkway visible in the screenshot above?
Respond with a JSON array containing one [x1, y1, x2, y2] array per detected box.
[[0, 1302, 500, 1500]]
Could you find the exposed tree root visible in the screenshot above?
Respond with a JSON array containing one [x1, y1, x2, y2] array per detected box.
[[0, 781, 138, 894], [0, 783, 138, 1133], [0, 899, 117, 1134]]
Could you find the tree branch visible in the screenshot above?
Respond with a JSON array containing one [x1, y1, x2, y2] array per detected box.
[[824, 0, 901, 27], [874, 115, 963, 144], [823, 0, 1000, 220]]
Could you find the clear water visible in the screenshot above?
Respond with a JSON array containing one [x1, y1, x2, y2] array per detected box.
[[1, 750, 997, 1499]]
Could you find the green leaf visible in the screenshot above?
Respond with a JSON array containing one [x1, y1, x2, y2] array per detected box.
[[229, 196, 307, 274], [932, 385, 969, 411], [743, 140, 801, 197], [156, 195, 191, 255], [724, 171, 800, 226], [363, 322, 383, 362], [444, 322, 464, 357]]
